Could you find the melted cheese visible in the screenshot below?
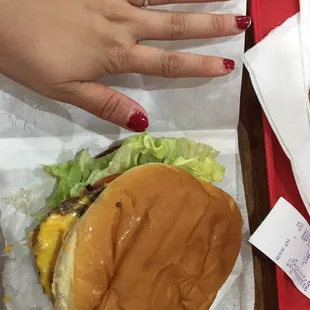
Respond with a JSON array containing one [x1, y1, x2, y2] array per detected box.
[[4, 245, 13, 253], [33, 213, 78, 297], [3, 295, 12, 303]]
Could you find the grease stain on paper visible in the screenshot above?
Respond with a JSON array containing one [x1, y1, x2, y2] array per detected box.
[[4, 245, 13, 254], [3, 295, 12, 303], [2, 189, 33, 213]]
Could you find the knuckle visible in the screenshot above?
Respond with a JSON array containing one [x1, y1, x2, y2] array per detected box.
[[200, 56, 213, 68], [199, 56, 219, 76], [106, 48, 123, 74], [104, 6, 131, 23], [168, 12, 187, 40], [161, 51, 183, 77], [98, 91, 121, 121], [211, 14, 225, 33], [49, 82, 79, 102], [107, 45, 134, 74], [129, 0, 145, 8]]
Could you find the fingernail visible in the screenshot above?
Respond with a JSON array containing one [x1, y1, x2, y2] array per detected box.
[[223, 58, 235, 71], [235, 16, 252, 30], [127, 111, 149, 132]]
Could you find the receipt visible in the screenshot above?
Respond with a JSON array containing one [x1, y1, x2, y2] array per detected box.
[[250, 198, 310, 298]]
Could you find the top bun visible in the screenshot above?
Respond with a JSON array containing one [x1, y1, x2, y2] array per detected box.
[[52, 163, 243, 310]]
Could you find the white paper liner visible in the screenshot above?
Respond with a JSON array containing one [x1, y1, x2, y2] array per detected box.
[[0, 0, 253, 308]]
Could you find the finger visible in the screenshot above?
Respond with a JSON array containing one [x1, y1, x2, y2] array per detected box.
[[122, 45, 235, 77], [129, 0, 227, 7], [55, 81, 149, 132], [134, 11, 251, 41]]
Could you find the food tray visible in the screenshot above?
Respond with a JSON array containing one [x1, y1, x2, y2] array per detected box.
[[250, 0, 310, 308]]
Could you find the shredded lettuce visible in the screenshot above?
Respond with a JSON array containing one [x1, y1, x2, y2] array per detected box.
[[44, 133, 225, 208]]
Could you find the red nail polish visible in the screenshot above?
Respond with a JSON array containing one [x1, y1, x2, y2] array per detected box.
[[223, 59, 235, 71], [235, 16, 251, 30], [127, 111, 149, 132]]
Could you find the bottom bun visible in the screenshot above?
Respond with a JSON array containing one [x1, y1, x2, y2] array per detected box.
[[53, 163, 243, 310]]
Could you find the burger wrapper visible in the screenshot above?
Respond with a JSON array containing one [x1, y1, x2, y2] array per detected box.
[[0, 1, 254, 309]]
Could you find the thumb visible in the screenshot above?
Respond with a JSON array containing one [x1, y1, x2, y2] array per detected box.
[[55, 81, 149, 132]]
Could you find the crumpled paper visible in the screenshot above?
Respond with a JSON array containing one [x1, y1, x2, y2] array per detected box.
[[0, 1, 254, 309], [0, 131, 252, 310], [243, 13, 310, 215]]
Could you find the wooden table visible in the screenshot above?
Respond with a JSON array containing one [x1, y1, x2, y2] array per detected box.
[[238, 15, 279, 310]]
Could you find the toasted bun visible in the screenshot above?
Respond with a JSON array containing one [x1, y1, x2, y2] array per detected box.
[[52, 164, 243, 310]]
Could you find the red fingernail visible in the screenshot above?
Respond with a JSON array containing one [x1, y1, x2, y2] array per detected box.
[[235, 16, 252, 30], [223, 59, 235, 71], [127, 111, 149, 132]]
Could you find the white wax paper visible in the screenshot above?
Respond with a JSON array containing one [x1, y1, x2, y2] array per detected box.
[[0, 0, 254, 309], [244, 13, 310, 214], [300, 0, 310, 120]]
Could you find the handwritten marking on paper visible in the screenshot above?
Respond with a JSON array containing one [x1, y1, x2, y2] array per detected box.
[[1, 82, 16, 101], [14, 117, 37, 132], [0, 111, 38, 133], [2, 89, 14, 101], [249, 198, 310, 299], [0, 113, 14, 133]]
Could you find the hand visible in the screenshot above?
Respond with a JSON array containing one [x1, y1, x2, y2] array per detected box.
[[0, 0, 251, 132]]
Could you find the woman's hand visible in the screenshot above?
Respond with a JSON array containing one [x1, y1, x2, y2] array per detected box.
[[0, 0, 250, 132]]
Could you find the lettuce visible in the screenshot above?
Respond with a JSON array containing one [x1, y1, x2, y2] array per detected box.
[[44, 133, 225, 208]]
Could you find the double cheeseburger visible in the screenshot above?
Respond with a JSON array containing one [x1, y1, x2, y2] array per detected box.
[[31, 135, 242, 310]]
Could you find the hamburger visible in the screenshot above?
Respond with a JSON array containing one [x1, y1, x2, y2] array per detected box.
[[30, 133, 243, 310]]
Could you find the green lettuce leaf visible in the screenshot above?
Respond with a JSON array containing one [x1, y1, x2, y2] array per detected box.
[[44, 148, 117, 208], [44, 133, 225, 208]]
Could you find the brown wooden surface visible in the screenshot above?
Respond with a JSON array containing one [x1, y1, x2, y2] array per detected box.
[[238, 15, 279, 310]]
